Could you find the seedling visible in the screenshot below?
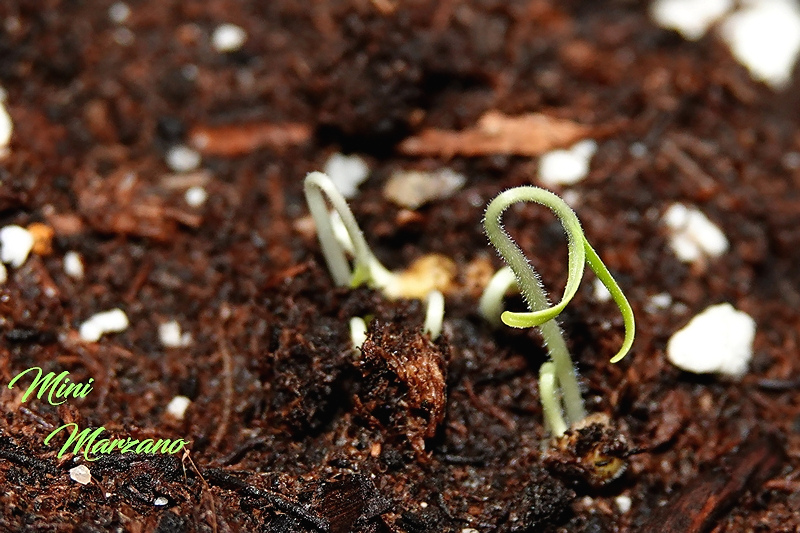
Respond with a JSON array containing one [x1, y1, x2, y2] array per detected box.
[[478, 265, 516, 327], [350, 316, 368, 353], [304, 171, 446, 340], [423, 290, 445, 340], [304, 171, 398, 290], [481, 186, 635, 437]]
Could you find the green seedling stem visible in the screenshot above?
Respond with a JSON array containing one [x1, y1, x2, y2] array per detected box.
[[483, 186, 635, 431]]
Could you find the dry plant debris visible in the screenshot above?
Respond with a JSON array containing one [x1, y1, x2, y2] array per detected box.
[[189, 121, 311, 157], [355, 320, 448, 457], [398, 110, 591, 158]]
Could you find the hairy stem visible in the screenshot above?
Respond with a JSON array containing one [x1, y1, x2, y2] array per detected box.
[[484, 186, 588, 423]]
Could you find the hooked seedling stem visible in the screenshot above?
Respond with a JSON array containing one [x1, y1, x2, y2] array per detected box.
[[482, 186, 635, 435]]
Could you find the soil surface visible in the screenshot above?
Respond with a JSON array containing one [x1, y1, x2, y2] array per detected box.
[[1, 1, 800, 532]]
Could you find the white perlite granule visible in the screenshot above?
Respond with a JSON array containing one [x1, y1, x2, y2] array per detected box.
[[720, 0, 800, 89], [212, 23, 247, 53], [166, 396, 192, 420], [64, 251, 84, 279], [645, 292, 673, 314], [650, 0, 733, 41], [0, 225, 34, 267], [592, 278, 612, 302], [560, 189, 581, 208], [323, 153, 370, 198], [538, 139, 597, 187], [185, 186, 208, 207], [69, 464, 92, 485], [166, 145, 201, 173], [663, 203, 728, 263], [666, 303, 756, 377], [615, 495, 632, 514], [159, 320, 192, 348], [79, 309, 130, 342], [383, 168, 466, 209], [108, 2, 131, 23]]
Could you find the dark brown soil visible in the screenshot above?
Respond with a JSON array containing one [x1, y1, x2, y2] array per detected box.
[[1, 1, 799, 532]]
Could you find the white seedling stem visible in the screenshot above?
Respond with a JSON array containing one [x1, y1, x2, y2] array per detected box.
[[478, 266, 517, 327], [539, 362, 568, 436], [304, 171, 395, 289], [423, 290, 445, 340], [349, 316, 368, 354]]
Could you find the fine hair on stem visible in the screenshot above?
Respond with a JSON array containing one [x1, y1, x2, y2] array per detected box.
[[483, 186, 635, 434]]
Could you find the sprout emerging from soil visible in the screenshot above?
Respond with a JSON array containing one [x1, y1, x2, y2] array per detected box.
[[350, 316, 368, 353], [478, 265, 517, 327], [423, 289, 445, 340], [304, 171, 446, 340], [482, 186, 635, 437], [304, 171, 398, 290]]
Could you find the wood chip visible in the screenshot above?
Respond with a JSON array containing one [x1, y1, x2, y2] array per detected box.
[[639, 431, 785, 533], [311, 474, 391, 533], [398, 110, 591, 158], [189, 121, 311, 157], [461, 255, 496, 298], [159, 170, 212, 191]]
